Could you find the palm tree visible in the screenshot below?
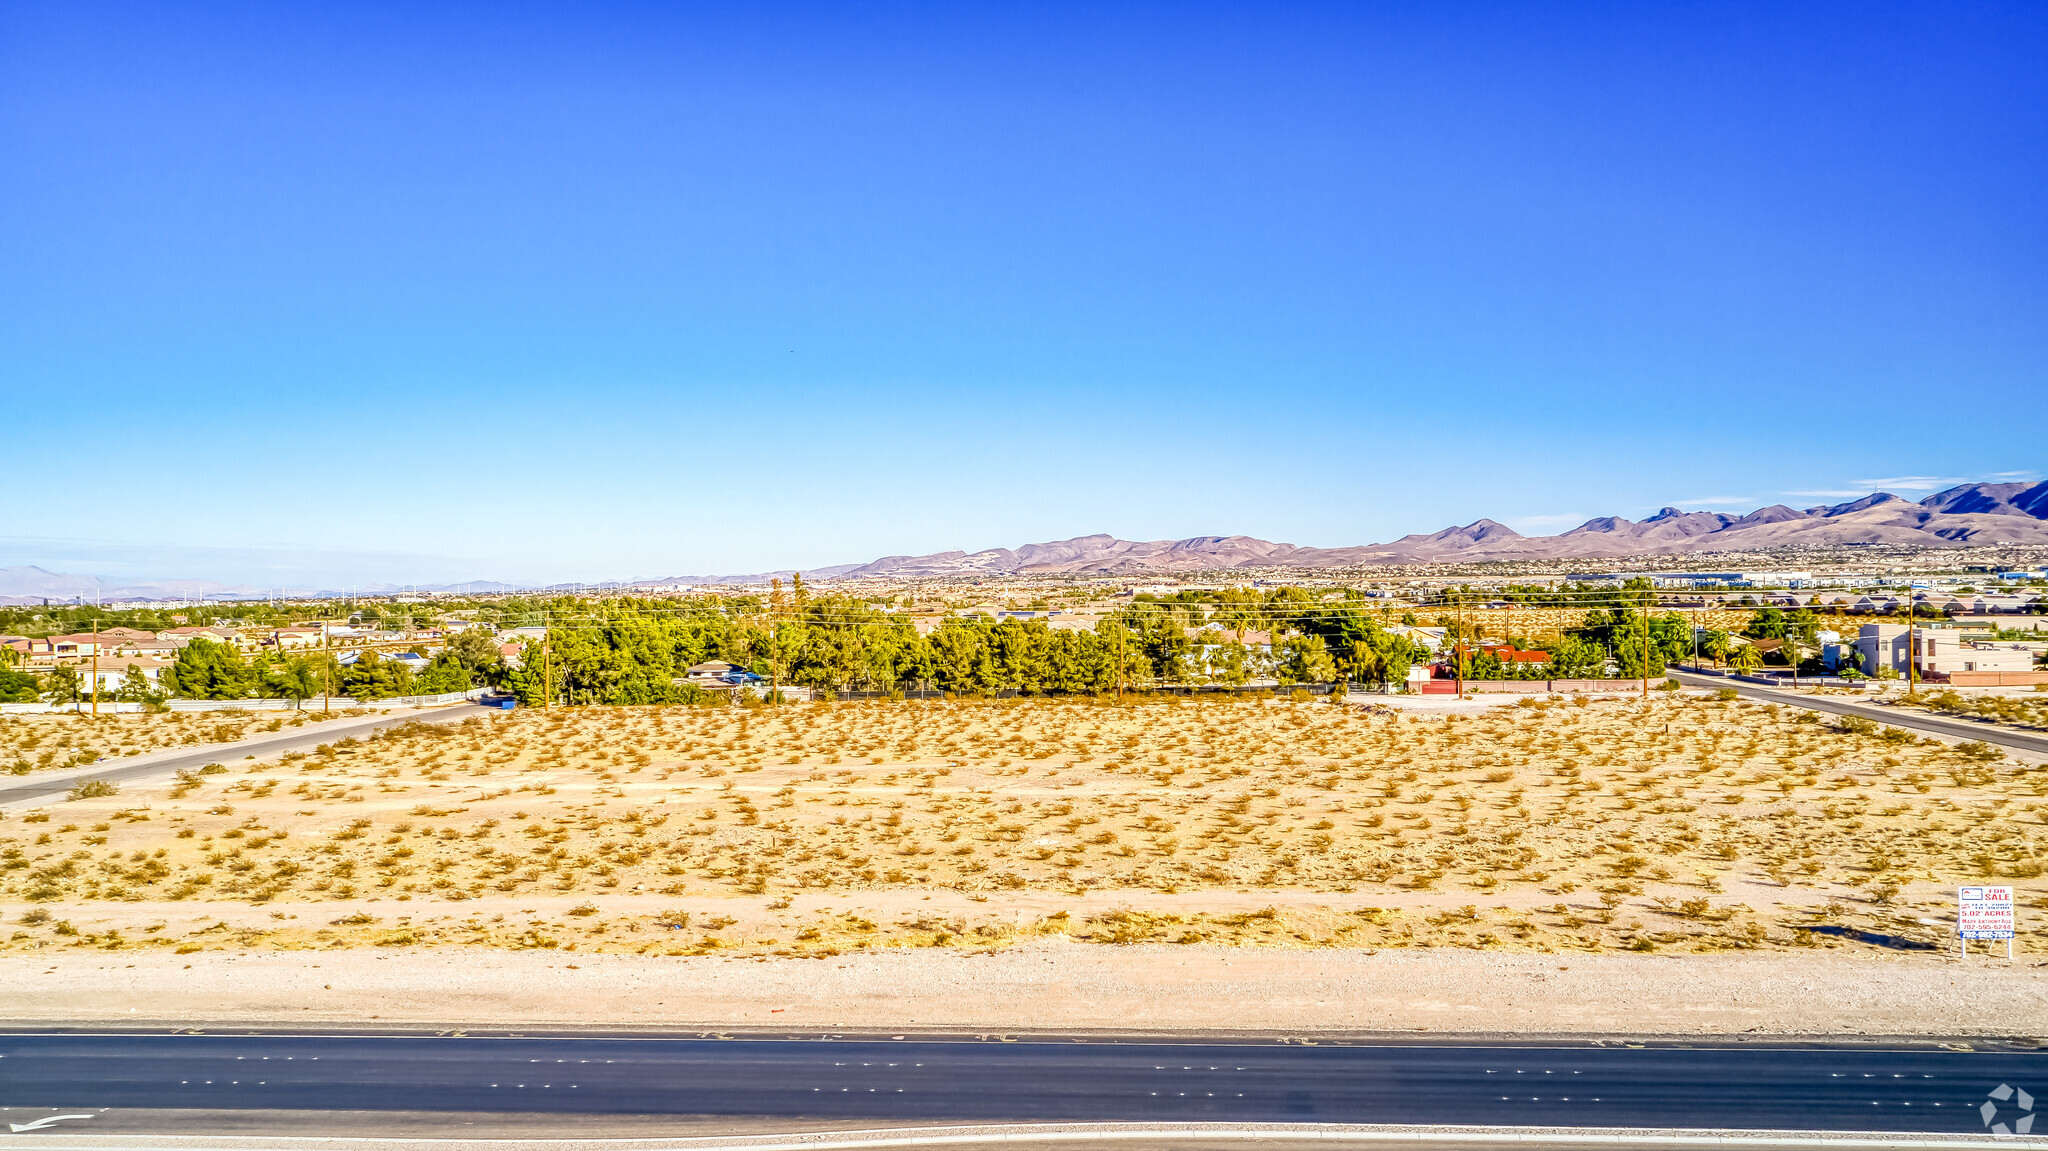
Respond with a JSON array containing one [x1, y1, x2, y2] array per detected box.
[[270, 658, 319, 710], [1730, 644, 1763, 676]]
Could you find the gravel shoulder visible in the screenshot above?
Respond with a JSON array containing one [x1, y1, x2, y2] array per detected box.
[[8, 942, 2046, 1038]]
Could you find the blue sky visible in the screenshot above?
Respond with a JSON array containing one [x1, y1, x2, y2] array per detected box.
[[4, 2, 2044, 587]]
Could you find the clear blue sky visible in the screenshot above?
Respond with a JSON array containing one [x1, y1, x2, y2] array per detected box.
[[4, 2, 2043, 587]]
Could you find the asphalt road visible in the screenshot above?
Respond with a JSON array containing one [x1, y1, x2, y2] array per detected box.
[[0, 1033, 2043, 1135], [0, 703, 497, 811], [1669, 670, 2048, 757]]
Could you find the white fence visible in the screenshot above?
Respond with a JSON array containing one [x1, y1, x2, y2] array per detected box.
[[0, 701, 154, 715], [0, 689, 488, 715]]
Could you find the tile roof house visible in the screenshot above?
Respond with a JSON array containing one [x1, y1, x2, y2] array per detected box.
[[84, 657, 174, 695], [161, 626, 244, 648], [1191, 628, 1272, 649]]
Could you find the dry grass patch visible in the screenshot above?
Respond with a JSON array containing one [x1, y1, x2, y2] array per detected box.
[[2, 709, 363, 776], [3, 695, 2042, 957]]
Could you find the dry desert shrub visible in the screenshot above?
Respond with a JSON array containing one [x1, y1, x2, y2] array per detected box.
[[1, 696, 2040, 957]]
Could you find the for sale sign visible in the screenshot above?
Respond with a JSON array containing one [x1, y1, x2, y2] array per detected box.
[[1959, 886, 2016, 940]]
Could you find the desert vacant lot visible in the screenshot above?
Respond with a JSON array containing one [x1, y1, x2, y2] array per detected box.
[[2, 708, 358, 776], [1, 694, 2042, 959]]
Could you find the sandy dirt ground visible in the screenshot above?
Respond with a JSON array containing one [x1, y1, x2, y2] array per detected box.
[[2, 708, 366, 777], [3, 694, 2045, 1035], [8, 943, 2046, 1037], [5, 695, 2042, 956]]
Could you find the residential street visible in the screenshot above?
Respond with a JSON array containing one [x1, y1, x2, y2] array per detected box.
[[1668, 671, 2048, 758], [0, 703, 496, 811]]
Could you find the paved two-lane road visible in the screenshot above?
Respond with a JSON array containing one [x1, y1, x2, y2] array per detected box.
[[0, 703, 496, 811], [1670, 670, 2048, 758], [1, 1032, 2042, 1135]]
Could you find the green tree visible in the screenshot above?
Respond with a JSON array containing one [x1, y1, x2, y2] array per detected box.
[[342, 651, 415, 702], [114, 666, 167, 708], [413, 653, 474, 695], [266, 658, 320, 708], [1545, 635, 1606, 679], [166, 639, 259, 700], [1650, 613, 1692, 666], [1784, 609, 1820, 646], [1730, 644, 1763, 675], [1341, 640, 1386, 689], [1700, 629, 1732, 666], [1207, 639, 1251, 688], [1613, 633, 1666, 678], [44, 663, 83, 708], [0, 667, 38, 703], [1463, 648, 1506, 680], [1277, 633, 1336, 685]]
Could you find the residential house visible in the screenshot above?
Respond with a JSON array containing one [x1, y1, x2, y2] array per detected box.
[[44, 632, 165, 658], [679, 661, 762, 690], [1484, 643, 1551, 668], [160, 625, 243, 649], [1184, 628, 1276, 683], [1955, 615, 2048, 633], [1944, 643, 2042, 674], [1856, 624, 1912, 676], [44, 633, 95, 657], [83, 657, 173, 696], [1856, 623, 2042, 681], [97, 627, 157, 647], [104, 632, 180, 660], [1386, 625, 1446, 653], [266, 627, 326, 649], [1190, 628, 1272, 652]]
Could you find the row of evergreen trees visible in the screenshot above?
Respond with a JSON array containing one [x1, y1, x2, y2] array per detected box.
[[503, 594, 1437, 705]]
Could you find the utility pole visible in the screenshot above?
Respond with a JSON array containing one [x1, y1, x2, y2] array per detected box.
[[322, 624, 331, 713], [1116, 621, 1125, 703], [1692, 598, 1701, 670], [1789, 600, 1801, 692], [1906, 588, 1918, 695], [90, 619, 100, 718], [1641, 585, 1651, 702], [1454, 589, 1466, 698], [542, 624, 553, 709]]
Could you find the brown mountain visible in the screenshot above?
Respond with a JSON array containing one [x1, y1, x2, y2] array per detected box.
[[744, 481, 2048, 579]]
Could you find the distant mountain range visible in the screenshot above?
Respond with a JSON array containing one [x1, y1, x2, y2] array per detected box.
[[4, 482, 2044, 603], [0, 570, 531, 607], [697, 481, 2048, 580]]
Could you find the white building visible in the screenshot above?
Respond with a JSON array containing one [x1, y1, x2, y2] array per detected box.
[[1856, 623, 2040, 678], [83, 658, 172, 695]]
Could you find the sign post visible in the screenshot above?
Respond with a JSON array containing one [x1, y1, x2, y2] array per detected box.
[[1958, 886, 2016, 959]]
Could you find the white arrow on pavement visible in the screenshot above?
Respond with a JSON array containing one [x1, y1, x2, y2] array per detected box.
[[8, 1114, 95, 1133]]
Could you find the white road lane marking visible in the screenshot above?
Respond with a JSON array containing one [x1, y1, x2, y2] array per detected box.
[[7, 1114, 94, 1133]]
